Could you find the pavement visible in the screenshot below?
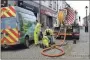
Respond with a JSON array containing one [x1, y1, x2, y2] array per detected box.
[[1, 27, 90, 60]]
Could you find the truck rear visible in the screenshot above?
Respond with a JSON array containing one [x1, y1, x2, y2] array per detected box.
[[54, 7, 80, 40], [1, 6, 20, 48], [1, 6, 36, 48]]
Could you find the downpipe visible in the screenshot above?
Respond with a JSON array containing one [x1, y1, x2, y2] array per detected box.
[[41, 28, 67, 57]]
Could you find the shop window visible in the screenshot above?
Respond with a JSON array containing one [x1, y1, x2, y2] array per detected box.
[[53, 1, 56, 10]]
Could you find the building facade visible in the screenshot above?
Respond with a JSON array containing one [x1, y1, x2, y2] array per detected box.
[[2, 0, 66, 29], [54, 1, 69, 27], [35, 1, 58, 11], [34, 1, 58, 29], [34, 1, 66, 29]]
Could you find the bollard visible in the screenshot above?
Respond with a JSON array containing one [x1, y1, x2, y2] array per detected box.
[[73, 39, 76, 44], [85, 26, 88, 32]]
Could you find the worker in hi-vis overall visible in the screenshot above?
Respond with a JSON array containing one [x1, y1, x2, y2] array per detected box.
[[42, 36, 49, 47], [42, 26, 54, 47], [34, 20, 41, 45]]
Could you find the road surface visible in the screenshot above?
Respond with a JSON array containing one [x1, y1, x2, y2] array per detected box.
[[1, 27, 90, 60]]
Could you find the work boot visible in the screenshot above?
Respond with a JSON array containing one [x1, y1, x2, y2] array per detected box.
[[50, 42, 55, 45], [40, 44, 43, 48], [43, 45, 47, 49], [35, 44, 39, 46]]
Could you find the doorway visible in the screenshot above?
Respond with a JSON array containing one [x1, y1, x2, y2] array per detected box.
[[46, 16, 53, 28]]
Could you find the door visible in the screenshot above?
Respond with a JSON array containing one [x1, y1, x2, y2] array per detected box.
[[47, 16, 53, 28]]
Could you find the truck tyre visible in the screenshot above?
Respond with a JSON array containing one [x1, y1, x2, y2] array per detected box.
[[73, 35, 79, 40], [24, 36, 29, 48], [76, 36, 79, 40]]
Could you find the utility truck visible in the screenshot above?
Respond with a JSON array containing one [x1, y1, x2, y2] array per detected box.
[[54, 7, 80, 40], [1, 6, 36, 48]]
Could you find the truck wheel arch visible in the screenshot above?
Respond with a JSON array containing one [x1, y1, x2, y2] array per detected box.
[[25, 35, 29, 40], [24, 35, 29, 48]]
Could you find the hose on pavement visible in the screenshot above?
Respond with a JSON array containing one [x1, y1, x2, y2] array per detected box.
[[41, 29, 66, 57]]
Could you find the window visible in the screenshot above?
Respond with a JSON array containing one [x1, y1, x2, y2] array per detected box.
[[18, 11, 36, 32], [53, 1, 56, 10], [43, 0, 46, 2], [49, 0, 52, 8], [1, 17, 17, 29]]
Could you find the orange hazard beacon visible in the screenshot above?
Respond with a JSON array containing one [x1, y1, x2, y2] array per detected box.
[[1, 6, 37, 48]]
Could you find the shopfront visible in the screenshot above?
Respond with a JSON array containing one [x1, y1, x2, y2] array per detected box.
[[40, 6, 57, 29]]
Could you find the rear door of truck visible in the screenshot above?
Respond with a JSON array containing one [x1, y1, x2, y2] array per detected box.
[[1, 6, 19, 46]]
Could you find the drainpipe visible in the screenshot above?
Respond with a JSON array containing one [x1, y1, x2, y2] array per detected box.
[[39, 0, 41, 23]]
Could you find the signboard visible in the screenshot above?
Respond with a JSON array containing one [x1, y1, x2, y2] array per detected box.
[[40, 9, 56, 17], [1, 0, 8, 7], [23, 2, 39, 13]]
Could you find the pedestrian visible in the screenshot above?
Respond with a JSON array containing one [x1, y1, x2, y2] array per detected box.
[[42, 36, 49, 48]]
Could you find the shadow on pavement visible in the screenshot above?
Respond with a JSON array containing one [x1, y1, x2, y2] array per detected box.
[[56, 36, 73, 40], [1, 40, 34, 52]]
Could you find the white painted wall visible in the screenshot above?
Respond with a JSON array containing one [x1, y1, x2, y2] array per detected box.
[[58, 1, 67, 10], [34, 1, 58, 11]]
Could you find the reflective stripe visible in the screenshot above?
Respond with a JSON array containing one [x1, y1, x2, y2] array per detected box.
[[6, 7, 16, 16], [1, 28, 19, 45], [5, 29, 18, 41], [6, 36, 14, 43], [1, 6, 16, 18], [13, 28, 18, 35], [3, 11, 10, 17]]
